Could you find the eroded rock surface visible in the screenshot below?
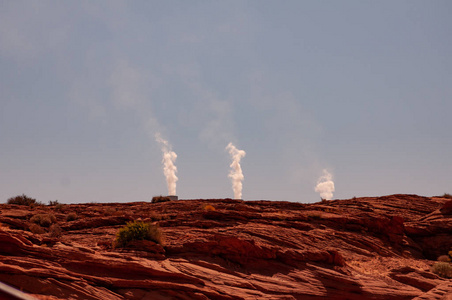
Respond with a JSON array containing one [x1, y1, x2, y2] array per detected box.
[[0, 194, 451, 299]]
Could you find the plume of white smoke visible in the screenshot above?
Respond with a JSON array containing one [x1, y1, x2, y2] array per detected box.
[[155, 133, 178, 196], [315, 169, 335, 200], [226, 143, 246, 199]]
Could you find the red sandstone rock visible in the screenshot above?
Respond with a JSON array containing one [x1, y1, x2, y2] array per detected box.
[[0, 194, 450, 299], [440, 200, 452, 215]]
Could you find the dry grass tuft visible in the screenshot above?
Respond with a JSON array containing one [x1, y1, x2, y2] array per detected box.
[[30, 214, 57, 227], [432, 262, 452, 278], [49, 224, 63, 238], [441, 193, 452, 199], [438, 255, 451, 262], [66, 213, 77, 221], [202, 204, 216, 211], [29, 223, 46, 234]]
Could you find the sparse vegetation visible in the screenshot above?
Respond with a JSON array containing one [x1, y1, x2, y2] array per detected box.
[[442, 193, 452, 199], [49, 200, 65, 211], [7, 194, 41, 206], [438, 255, 451, 262], [149, 211, 162, 221], [66, 213, 77, 222], [30, 214, 57, 227], [152, 196, 171, 203], [55, 203, 65, 211], [49, 224, 62, 238], [431, 262, 452, 278], [29, 223, 45, 234], [48, 200, 59, 206], [104, 207, 116, 216], [115, 221, 163, 248]]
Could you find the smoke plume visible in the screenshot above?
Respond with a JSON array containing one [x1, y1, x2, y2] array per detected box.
[[315, 169, 335, 200], [155, 133, 178, 196], [226, 143, 246, 199]]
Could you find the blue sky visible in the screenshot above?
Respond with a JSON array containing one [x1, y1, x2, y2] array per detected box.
[[1, 1, 451, 203]]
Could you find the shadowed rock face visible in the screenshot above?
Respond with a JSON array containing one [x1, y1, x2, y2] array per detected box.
[[0, 194, 451, 300]]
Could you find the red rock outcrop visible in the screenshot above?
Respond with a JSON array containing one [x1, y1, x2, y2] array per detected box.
[[0, 194, 451, 299]]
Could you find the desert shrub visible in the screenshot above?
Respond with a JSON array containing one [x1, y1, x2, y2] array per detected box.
[[442, 193, 452, 199], [115, 221, 162, 247], [7, 194, 41, 206], [438, 255, 451, 262], [48, 200, 59, 206], [431, 262, 452, 278], [55, 204, 65, 211], [202, 204, 216, 211], [49, 200, 65, 212], [66, 213, 77, 221], [149, 211, 162, 221], [29, 224, 45, 234], [152, 196, 171, 203], [104, 207, 116, 216], [49, 224, 62, 238], [30, 214, 56, 227]]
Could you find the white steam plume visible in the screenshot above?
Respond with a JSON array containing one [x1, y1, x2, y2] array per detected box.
[[315, 169, 335, 200], [226, 143, 246, 199], [155, 133, 178, 196]]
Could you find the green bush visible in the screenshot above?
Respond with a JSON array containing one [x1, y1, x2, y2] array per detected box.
[[115, 221, 162, 247], [30, 214, 57, 227], [431, 262, 452, 278], [7, 194, 41, 206], [152, 196, 171, 203]]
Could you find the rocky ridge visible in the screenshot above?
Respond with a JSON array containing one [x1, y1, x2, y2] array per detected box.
[[0, 194, 451, 299]]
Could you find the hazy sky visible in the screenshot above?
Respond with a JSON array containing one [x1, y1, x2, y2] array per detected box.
[[1, 1, 451, 203]]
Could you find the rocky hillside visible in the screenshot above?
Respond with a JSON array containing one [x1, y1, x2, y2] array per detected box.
[[0, 194, 451, 299]]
